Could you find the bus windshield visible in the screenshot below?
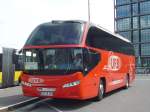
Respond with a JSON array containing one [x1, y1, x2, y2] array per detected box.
[[25, 22, 83, 46], [23, 48, 84, 75]]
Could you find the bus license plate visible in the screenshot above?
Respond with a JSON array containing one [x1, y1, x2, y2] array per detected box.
[[40, 91, 53, 96]]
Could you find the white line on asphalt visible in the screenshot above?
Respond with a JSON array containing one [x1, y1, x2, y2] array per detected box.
[[49, 105, 63, 112], [0, 97, 38, 111], [0, 86, 19, 91], [39, 98, 63, 112]]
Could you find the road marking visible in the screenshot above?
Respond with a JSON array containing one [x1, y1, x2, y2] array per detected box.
[[0, 97, 39, 111], [49, 105, 63, 112], [40, 98, 63, 112], [0, 86, 20, 91]]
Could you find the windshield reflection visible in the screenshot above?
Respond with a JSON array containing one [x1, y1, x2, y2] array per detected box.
[[23, 48, 84, 75]]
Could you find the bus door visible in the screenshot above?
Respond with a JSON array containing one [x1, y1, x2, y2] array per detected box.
[[2, 48, 15, 88], [104, 52, 122, 89], [128, 56, 135, 81], [83, 49, 100, 92]]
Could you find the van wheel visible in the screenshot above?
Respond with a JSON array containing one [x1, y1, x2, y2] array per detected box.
[[124, 75, 129, 89], [95, 79, 104, 101]]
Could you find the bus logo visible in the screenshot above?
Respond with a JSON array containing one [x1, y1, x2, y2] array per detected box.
[[28, 78, 44, 84], [104, 55, 121, 71], [108, 55, 121, 71]]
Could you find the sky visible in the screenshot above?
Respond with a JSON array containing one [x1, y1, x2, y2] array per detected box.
[[0, 0, 114, 49]]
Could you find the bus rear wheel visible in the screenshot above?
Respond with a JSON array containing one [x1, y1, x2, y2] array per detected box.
[[124, 75, 129, 89], [95, 79, 104, 101]]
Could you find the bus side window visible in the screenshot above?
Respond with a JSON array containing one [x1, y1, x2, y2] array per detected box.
[[83, 49, 100, 73]]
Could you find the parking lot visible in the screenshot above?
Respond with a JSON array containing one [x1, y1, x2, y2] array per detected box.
[[3, 75, 148, 112]]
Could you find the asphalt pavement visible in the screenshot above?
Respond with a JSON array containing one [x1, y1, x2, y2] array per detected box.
[[8, 75, 150, 112], [0, 86, 32, 108]]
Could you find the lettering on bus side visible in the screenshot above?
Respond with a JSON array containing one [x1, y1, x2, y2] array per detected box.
[[104, 53, 122, 71]]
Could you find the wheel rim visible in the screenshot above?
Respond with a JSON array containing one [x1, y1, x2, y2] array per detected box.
[[126, 76, 129, 87], [100, 82, 104, 96]]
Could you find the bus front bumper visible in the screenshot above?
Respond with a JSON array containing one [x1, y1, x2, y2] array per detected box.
[[22, 84, 85, 100], [21, 73, 88, 100]]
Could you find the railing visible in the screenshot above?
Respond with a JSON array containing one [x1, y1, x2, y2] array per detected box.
[[136, 67, 150, 75]]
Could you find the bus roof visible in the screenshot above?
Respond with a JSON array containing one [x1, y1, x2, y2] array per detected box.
[[47, 20, 131, 43], [94, 25, 131, 43], [40, 20, 86, 26], [24, 20, 131, 48]]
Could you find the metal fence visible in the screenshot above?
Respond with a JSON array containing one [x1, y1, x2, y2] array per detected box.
[[136, 67, 150, 75]]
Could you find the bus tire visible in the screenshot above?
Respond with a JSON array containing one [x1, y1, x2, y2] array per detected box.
[[94, 79, 104, 101], [124, 74, 129, 89]]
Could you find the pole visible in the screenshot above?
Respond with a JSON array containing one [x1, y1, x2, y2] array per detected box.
[[88, 0, 90, 22]]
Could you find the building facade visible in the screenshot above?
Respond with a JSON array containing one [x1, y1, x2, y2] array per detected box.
[[114, 0, 150, 73]]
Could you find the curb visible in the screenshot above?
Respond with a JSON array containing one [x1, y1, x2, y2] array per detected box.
[[0, 97, 40, 112]]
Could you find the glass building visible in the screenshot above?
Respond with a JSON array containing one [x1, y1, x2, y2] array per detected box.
[[114, 0, 150, 73]]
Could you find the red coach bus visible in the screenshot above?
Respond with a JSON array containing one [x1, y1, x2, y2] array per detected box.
[[21, 20, 135, 101]]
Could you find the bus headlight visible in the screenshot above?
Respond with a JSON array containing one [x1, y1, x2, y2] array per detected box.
[[63, 81, 80, 88]]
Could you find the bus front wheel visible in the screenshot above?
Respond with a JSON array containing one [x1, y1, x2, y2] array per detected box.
[[94, 79, 104, 101]]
